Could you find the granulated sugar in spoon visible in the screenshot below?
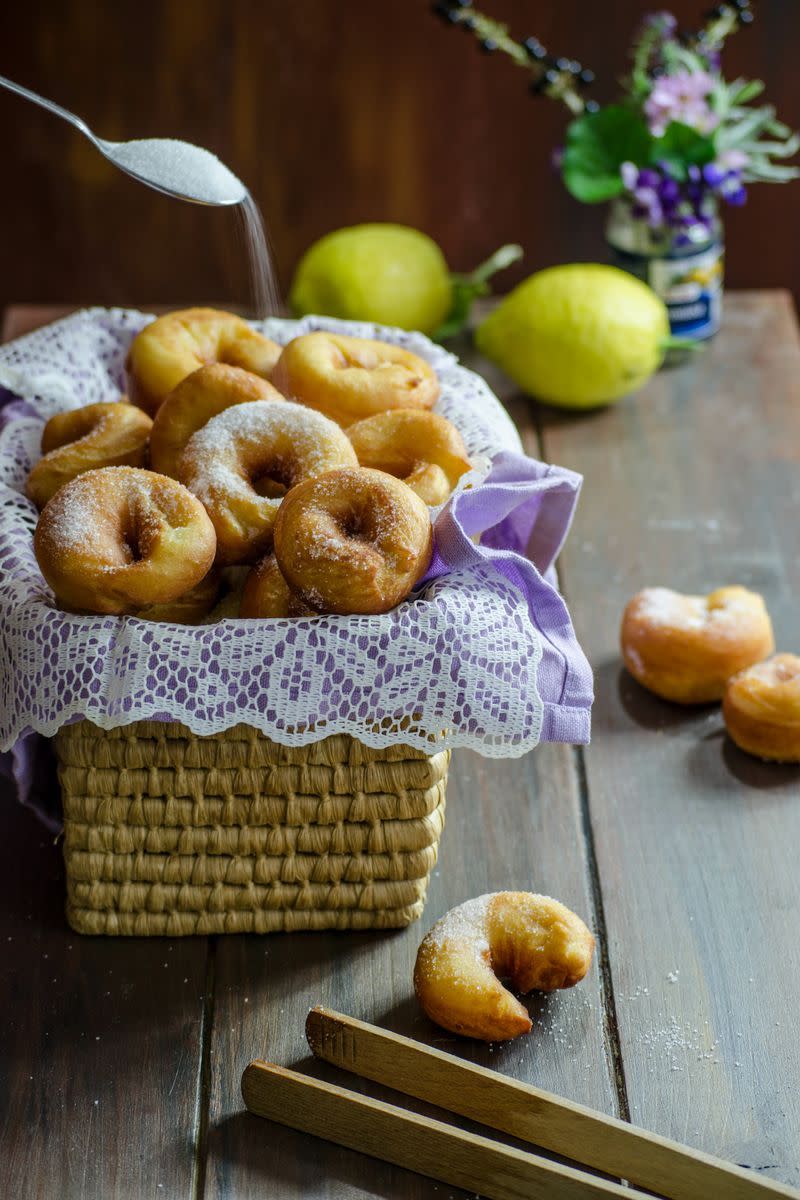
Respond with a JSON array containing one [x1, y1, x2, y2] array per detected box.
[[0, 73, 246, 206]]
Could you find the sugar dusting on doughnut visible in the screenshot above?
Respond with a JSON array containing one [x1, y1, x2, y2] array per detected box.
[[621, 585, 775, 704], [414, 891, 595, 1042], [178, 400, 357, 565], [34, 467, 216, 614], [273, 467, 432, 615]]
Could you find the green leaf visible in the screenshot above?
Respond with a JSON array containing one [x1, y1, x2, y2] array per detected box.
[[650, 121, 715, 179], [433, 244, 523, 341], [562, 105, 652, 204], [731, 78, 765, 105]]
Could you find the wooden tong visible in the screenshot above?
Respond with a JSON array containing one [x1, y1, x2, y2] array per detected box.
[[241, 1007, 799, 1200]]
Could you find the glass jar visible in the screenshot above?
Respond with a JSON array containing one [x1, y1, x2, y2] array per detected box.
[[606, 198, 724, 343]]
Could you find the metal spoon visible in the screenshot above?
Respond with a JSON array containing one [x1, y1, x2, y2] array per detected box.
[[0, 73, 246, 207]]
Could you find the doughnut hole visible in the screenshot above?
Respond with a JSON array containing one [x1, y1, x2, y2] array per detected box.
[[723, 653, 800, 762], [178, 400, 357, 565], [274, 467, 433, 615], [126, 307, 282, 415], [347, 410, 472, 506], [34, 467, 216, 615], [271, 332, 440, 426], [26, 401, 153, 510]]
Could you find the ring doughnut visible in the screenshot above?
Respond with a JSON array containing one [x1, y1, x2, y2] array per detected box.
[[271, 332, 440, 426], [621, 585, 775, 704], [34, 466, 216, 615], [26, 401, 153, 510], [273, 467, 433, 615], [126, 307, 281, 416], [723, 654, 800, 762], [413, 892, 595, 1042], [347, 410, 471, 506], [178, 400, 357, 565], [149, 363, 284, 478], [240, 555, 318, 619]]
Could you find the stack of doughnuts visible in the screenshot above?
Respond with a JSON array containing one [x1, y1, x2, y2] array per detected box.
[[29, 307, 470, 622]]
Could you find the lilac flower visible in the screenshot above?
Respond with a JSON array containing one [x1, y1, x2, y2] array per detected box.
[[717, 147, 749, 171], [644, 70, 720, 137]]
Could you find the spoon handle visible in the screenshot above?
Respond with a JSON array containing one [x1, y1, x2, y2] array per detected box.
[[0, 74, 94, 142]]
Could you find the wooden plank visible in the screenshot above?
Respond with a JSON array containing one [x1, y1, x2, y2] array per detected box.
[[540, 291, 800, 1189], [0, 307, 209, 1200], [205, 756, 618, 1198]]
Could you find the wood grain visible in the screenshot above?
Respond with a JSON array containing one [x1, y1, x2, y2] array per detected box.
[[0, 784, 210, 1199], [0, 1, 798, 312], [540, 292, 800, 1189]]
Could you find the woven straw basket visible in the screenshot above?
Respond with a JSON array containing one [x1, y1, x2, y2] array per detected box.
[[56, 720, 449, 936]]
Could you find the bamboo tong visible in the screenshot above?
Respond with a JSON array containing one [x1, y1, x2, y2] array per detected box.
[[242, 1007, 799, 1200]]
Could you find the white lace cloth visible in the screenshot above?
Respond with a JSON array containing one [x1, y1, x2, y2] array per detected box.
[[0, 308, 548, 756]]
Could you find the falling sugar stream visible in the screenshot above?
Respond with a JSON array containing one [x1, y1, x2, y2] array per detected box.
[[236, 190, 281, 320]]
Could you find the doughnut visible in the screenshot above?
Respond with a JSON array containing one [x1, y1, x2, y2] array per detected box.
[[34, 466, 216, 615], [240, 555, 318, 619], [621, 585, 775, 704], [723, 654, 800, 762], [177, 400, 357, 565], [413, 892, 595, 1042], [347, 410, 472, 506], [149, 363, 284, 478], [273, 467, 433, 615], [26, 401, 152, 510], [126, 307, 281, 416], [271, 332, 440, 426], [136, 569, 222, 624]]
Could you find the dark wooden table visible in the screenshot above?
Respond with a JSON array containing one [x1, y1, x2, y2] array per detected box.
[[1, 294, 799, 1199]]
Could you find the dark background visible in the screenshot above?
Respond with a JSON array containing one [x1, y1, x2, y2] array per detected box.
[[0, 0, 797, 312]]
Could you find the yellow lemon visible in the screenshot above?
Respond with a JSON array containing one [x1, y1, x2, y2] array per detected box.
[[476, 264, 670, 409]]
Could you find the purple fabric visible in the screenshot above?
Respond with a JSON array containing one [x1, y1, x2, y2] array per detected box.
[[425, 451, 592, 746]]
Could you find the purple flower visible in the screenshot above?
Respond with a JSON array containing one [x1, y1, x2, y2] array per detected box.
[[644, 70, 720, 137]]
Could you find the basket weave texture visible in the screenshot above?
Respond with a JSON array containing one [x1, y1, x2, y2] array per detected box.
[[56, 721, 449, 936]]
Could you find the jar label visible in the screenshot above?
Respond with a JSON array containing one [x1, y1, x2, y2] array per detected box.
[[610, 241, 724, 341]]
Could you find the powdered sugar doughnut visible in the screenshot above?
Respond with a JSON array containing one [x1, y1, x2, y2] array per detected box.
[[621, 585, 775, 704], [240, 554, 317, 619], [26, 401, 153, 510], [126, 307, 281, 415], [178, 400, 357, 565], [34, 466, 216, 615], [273, 467, 432, 615], [413, 892, 595, 1042], [347, 409, 471, 506], [149, 362, 284, 478], [271, 332, 440, 426], [723, 653, 800, 762]]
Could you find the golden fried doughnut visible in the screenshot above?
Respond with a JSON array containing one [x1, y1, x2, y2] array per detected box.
[[240, 555, 318, 618], [178, 400, 357, 565], [347, 410, 471, 506], [271, 332, 440, 426], [149, 363, 284, 478], [413, 892, 595, 1042], [26, 401, 153, 510], [621, 585, 775, 704], [723, 654, 800, 762], [34, 466, 216, 615], [136, 568, 222, 624], [126, 307, 281, 416], [273, 467, 432, 615]]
